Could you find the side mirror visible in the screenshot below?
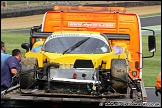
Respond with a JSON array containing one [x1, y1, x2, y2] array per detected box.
[[148, 35, 156, 52], [21, 43, 30, 52]]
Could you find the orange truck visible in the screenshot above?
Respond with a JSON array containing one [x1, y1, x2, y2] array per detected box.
[[1, 6, 156, 107]]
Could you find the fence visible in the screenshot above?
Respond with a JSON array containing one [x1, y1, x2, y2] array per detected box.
[[1, 1, 161, 19], [1, 1, 69, 7], [1, 1, 114, 7]]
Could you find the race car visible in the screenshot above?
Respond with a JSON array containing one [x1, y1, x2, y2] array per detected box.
[[20, 31, 130, 95]]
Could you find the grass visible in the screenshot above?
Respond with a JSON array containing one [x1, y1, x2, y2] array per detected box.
[[142, 34, 161, 87], [1, 31, 29, 56], [1, 30, 161, 87]]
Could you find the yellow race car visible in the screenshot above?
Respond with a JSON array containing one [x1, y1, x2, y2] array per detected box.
[[20, 31, 130, 95]]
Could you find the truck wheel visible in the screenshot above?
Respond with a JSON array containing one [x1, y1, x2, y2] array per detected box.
[[111, 59, 129, 94], [20, 57, 38, 89]]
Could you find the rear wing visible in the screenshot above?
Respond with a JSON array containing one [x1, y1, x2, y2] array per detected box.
[[31, 32, 52, 38], [30, 32, 130, 40], [29, 32, 52, 49], [104, 34, 130, 40], [29, 32, 130, 50]]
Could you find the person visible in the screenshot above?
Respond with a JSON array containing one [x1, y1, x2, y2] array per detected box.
[[1, 41, 10, 67], [1, 49, 22, 107], [155, 72, 161, 96]]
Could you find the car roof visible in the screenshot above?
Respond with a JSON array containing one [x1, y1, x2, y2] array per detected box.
[[52, 31, 101, 35]]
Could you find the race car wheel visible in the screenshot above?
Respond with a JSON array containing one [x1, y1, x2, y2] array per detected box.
[[20, 57, 38, 89], [111, 59, 129, 94]]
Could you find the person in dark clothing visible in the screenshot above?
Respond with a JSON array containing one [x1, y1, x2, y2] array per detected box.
[[1, 49, 22, 107]]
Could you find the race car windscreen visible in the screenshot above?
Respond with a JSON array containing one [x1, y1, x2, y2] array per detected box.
[[43, 36, 110, 54]]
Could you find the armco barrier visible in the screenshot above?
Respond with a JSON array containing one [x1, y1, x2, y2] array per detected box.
[[1, 1, 161, 19], [83, 1, 161, 7]]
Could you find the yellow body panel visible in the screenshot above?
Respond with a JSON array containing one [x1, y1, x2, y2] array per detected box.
[[25, 31, 129, 69]]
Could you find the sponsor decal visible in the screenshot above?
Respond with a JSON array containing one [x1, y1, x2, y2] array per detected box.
[[44, 33, 108, 44], [68, 22, 115, 28]]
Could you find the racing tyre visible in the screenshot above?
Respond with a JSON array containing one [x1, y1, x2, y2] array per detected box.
[[111, 59, 129, 94], [20, 57, 38, 89]]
